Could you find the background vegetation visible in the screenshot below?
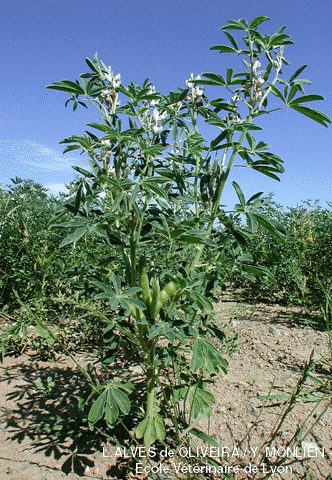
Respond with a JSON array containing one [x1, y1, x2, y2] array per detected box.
[[1, 177, 331, 338]]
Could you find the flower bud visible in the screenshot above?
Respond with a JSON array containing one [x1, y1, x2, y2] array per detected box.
[[253, 60, 261, 72], [152, 125, 163, 135], [152, 108, 160, 124], [195, 87, 204, 96]]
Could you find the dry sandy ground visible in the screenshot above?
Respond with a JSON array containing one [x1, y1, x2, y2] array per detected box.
[[0, 297, 331, 480]]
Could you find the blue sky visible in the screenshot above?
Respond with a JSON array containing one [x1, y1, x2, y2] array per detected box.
[[1, 0, 331, 210]]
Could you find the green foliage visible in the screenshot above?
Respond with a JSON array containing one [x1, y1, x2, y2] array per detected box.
[[43, 17, 329, 448], [0, 178, 62, 307], [233, 196, 332, 311], [1, 16, 329, 460]]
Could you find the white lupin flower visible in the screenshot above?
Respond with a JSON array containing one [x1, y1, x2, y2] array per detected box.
[[253, 60, 261, 72], [152, 125, 163, 135], [186, 73, 194, 87], [103, 68, 121, 88], [104, 72, 113, 83], [147, 85, 159, 105], [195, 87, 204, 96], [186, 73, 203, 101], [152, 108, 160, 124], [257, 77, 265, 84], [151, 108, 166, 133], [152, 108, 167, 123], [186, 73, 201, 88], [113, 74, 121, 88], [101, 139, 111, 147]]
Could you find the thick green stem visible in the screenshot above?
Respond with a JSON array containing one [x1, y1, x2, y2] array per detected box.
[[145, 341, 157, 418], [187, 119, 252, 274], [146, 375, 156, 418]]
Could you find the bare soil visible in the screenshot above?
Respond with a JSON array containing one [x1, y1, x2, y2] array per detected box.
[[1, 295, 331, 480]]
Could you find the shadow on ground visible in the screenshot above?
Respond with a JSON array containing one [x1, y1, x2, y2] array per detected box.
[[0, 353, 145, 477]]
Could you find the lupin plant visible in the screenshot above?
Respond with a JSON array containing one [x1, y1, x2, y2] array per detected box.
[[46, 16, 330, 449]]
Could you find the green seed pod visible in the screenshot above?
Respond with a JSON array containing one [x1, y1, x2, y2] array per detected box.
[[123, 252, 132, 285], [138, 255, 152, 309], [157, 281, 179, 311], [200, 174, 209, 206], [150, 276, 161, 319]]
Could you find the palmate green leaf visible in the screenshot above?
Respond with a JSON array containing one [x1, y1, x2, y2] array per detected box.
[[246, 191, 264, 204], [71, 166, 95, 178], [135, 415, 165, 447], [105, 389, 119, 426], [292, 78, 312, 86], [250, 165, 283, 181], [88, 384, 133, 428], [190, 337, 228, 374], [223, 32, 238, 51], [268, 83, 286, 103], [135, 418, 149, 439], [48, 80, 85, 95], [288, 94, 325, 105], [289, 64, 307, 83], [252, 213, 286, 242], [154, 414, 166, 442], [154, 168, 176, 180], [150, 221, 170, 238], [226, 67, 233, 85], [289, 105, 331, 127], [232, 181, 245, 207], [221, 20, 247, 31], [91, 280, 113, 294], [124, 297, 146, 310], [111, 386, 131, 415], [242, 264, 277, 284], [62, 145, 82, 154], [110, 272, 121, 294], [190, 338, 203, 373], [190, 386, 215, 419], [269, 218, 287, 235], [249, 16, 271, 29], [177, 234, 216, 247], [142, 182, 169, 200], [210, 45, 238, 54], [246, 212, 259, 233], [187, 290, 214, 312], [88, 392, 106, 425], [94, 292, 112, 301], [269, 34, 293, 47], [46, 83, 81, 95], [59, 226, 88, 248], [236, 123, 263, 131], [143, 177, 170, 184], [210, 130, 230, 150], [200, 72, 226, 86]]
